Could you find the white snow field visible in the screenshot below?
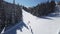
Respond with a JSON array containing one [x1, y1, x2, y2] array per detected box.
[[2, 5, 60, 34], [22, 9, 60, 34]]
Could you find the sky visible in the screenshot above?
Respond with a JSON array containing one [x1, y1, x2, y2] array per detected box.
[[4, 0, 60, 7]]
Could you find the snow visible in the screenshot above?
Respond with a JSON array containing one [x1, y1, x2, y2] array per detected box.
[[2, 5, 60, 34], [22, 9, 60, 34]]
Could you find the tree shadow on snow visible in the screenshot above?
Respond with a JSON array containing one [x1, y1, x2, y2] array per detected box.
[[40, 16, 53, 20], [3, 21, 30, 34], [48, 13, 60, 17], [40, 13, 60, 20]]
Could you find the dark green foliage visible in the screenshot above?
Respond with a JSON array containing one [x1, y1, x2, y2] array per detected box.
[[0, 0, 5, 33], [23, 1, 56, 17], [0, 1, 22, 33]]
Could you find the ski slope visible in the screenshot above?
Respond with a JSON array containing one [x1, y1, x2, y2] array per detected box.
[[22, 9, 60, 34], [2, 5, 60, 34]]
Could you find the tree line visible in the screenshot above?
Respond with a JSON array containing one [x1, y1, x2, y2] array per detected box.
[[23, 1, 56, 17]]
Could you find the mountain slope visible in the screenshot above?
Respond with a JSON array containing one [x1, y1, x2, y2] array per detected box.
[[22, 9, 60, 34], [2, 5, 60, 34]]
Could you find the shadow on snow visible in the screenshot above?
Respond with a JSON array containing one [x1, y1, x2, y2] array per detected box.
[[3, 21, 31, 34]]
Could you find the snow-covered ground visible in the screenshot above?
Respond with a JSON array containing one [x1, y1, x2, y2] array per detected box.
[[22, 9, 60, 34], [2, 5, 60, 34]]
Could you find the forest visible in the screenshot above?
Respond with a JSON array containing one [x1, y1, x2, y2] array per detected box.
[[23, 0, 56, 17]]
